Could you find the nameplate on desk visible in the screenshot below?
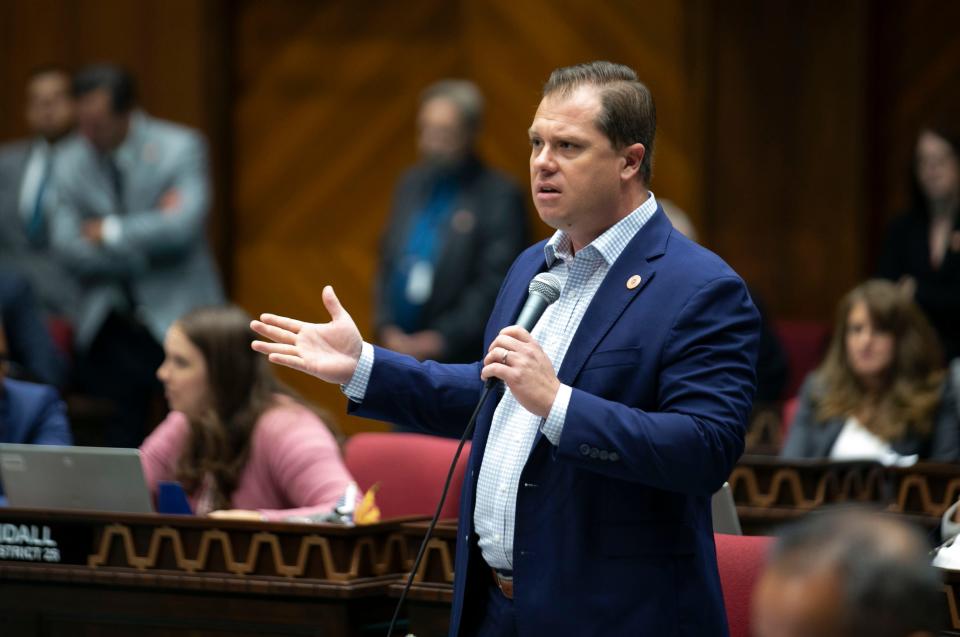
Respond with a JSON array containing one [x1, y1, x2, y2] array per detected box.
[[0, 519, 93, 565]]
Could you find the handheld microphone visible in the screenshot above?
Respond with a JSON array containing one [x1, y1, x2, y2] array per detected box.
[[515, 272, 563, 332], [484, 272, 562, 389]]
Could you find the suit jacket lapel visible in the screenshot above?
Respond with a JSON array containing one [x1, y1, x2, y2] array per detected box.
[[495, 250, 551, 334], [470, 246, 549, 458], [558, 208, 672, 385], [527, 208, 671, 450]]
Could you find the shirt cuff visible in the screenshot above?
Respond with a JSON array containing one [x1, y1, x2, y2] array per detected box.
[[341, 342, 374, 402], [101, 215, 122, 246], [540, 383, 572, 446]]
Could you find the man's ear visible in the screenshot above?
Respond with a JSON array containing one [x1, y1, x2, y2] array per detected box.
[[621, 143, 645, 180]]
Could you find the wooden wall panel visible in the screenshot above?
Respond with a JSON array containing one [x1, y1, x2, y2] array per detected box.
[[4, 1, 956, 435], [865, 1, 960, 268], [231, 0, 712, 434], [706, 0, 869, 320]]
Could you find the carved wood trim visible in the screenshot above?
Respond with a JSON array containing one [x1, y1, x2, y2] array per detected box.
[[86, 524, 408, 580]]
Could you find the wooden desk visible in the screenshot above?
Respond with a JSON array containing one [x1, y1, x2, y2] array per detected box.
[[729, 456, 960, 535], [0, 508, 427, 636], [6, 458, 960, 636]]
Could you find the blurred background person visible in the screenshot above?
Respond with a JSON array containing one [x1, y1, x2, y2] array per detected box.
[[374, 79, 527, 365], [0, 270, 68, 387], [752, 508, 943, 637], [140, 305, 354, 521], [51, 64, 224, 447], [878, 126, 960, 362], [781, 279, 958, 463], [0, 66, 80, 319], [0, 317, 72, 502]]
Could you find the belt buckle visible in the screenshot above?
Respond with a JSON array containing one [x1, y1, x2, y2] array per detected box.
[[491, 568, 514, 599]]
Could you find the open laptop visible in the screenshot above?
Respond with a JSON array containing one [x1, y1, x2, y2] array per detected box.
[[0, 443, 153, 514], [711, 481, 742, 535]]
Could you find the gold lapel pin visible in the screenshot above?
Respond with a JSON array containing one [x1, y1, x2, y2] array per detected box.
[[627, 274, 642, 290]]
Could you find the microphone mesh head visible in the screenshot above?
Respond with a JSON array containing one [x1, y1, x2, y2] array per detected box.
[[529, 272, 562, 304]]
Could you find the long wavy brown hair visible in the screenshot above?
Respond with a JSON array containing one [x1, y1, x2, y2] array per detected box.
[[814, 280, 944, 442], [172, 305, 338, 510]]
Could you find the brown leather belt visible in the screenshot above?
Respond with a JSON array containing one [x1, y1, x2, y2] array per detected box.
[[491, 568, 514, 599]]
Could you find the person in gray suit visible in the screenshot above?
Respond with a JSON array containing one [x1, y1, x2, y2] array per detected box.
[[0, 66, 80, 317], [375, 79, 527, 366], [51, 64, 224, 446]]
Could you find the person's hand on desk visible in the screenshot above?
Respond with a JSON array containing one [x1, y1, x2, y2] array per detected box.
[[208, 509, 266, 521], [481, 325, 560, 418], [250, 285, 362, 384]]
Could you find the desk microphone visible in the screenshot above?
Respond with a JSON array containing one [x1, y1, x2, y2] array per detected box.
[[386, 271, 562, 636]]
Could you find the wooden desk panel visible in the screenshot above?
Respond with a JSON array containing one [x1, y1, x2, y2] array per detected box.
[[0, 508, 426, 636], [729, 456, 960, 535], [6, 459, 960, 635]]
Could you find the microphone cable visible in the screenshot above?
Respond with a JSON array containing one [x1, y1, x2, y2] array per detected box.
[[385, 382, 497, 637], [385, 271, 560, 635]]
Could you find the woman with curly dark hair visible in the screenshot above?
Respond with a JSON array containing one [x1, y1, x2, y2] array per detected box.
[[781, 279, 959, 463], [140, 305, 354, 520]]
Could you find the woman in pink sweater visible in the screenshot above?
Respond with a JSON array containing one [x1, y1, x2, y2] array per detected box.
[[140, 305, 354, 521]]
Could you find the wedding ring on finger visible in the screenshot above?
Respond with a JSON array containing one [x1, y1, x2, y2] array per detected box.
[[502, 350, 510, 365]]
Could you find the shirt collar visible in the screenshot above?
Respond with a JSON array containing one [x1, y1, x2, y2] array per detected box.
[[544, 191, 658, 267]]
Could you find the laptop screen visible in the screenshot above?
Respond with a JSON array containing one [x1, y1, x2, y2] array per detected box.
[[0, 443, 153, 514]]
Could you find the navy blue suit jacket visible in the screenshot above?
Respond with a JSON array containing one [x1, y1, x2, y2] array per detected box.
[[351, 208, 760, 636], [0, 378, 73, 497]]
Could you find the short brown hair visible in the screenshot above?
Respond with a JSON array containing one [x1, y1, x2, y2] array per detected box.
[[543, 61, 656, 183], [421, 79, 484, 137]]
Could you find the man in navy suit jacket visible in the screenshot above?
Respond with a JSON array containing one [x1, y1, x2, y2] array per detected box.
[[252, 61, 760, 636], [0, 327, 73, 499]]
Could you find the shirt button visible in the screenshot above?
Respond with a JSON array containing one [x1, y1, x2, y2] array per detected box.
[[494, 534, 501, 541], [579, 443, 590, 456], [498, 484, 506, 493]]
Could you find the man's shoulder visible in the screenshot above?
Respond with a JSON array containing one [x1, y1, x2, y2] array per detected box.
[[658, 228, 743, 286], [138, 113, 206, 150], [2, 378, 60, 409], [55, 133, 93, 165], [0, 138, 31, 160]]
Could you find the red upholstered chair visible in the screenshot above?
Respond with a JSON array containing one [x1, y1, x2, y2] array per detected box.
[[715, 533, 774, 637], [46, 316, 74, 360], [781, 396, 801, 447], [343, 432, 471, 520], [773, 319, 831, 400]]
